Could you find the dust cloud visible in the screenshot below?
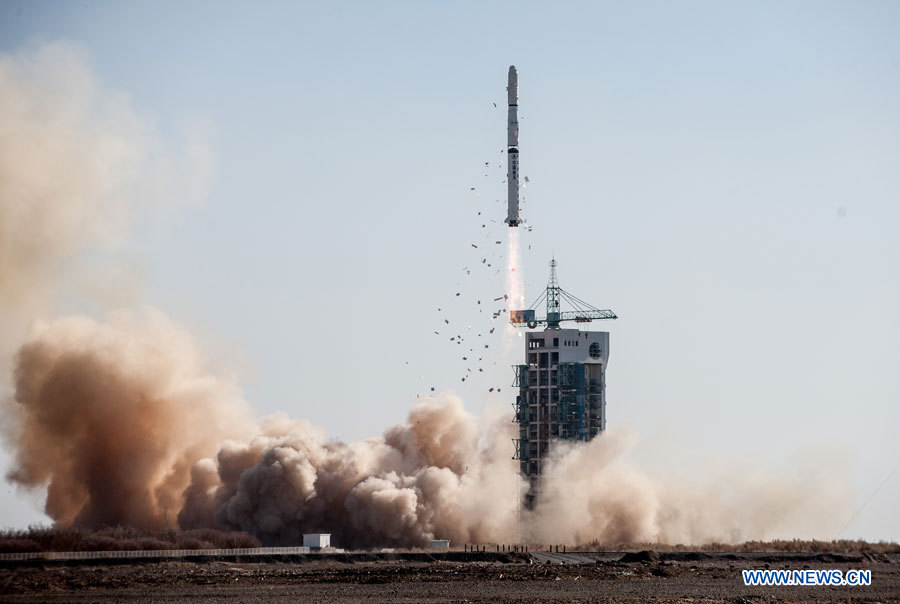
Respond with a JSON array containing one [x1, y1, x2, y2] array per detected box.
[[6, 314, 850, 546], [1, 41, 852, 548], [0, 41, 210, 369], [5, 311, 254, 529]]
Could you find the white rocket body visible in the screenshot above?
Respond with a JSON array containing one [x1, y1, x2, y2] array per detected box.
[[505, 65, 521, 227]]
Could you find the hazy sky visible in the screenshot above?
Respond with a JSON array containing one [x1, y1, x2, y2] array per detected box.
[[1, 1, 898, 541]]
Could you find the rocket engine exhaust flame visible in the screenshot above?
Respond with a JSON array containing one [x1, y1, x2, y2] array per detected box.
[[0, 45, 853, 549]]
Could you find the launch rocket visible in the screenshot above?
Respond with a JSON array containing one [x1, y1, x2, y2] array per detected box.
[[505, 65, 521, 227]]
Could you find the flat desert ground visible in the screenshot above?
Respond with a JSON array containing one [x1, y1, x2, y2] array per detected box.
[[2, 551, 898, 603]]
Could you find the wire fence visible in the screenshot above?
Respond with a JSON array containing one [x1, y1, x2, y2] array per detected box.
[[0, 546, 311, 561]]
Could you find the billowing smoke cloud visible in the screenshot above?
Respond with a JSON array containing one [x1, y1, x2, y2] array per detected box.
[[0, 41, 211, 366], [5, 311, 522, 544], [179, 400, 520, 547], [5, 311, 253, 529], [0, 41, 852, 547], [531, 430, 853, 545], [6, 311, 850, 545]]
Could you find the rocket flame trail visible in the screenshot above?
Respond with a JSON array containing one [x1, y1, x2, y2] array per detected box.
[[504, 230, 524, 351], [506, 230, 523, 311]]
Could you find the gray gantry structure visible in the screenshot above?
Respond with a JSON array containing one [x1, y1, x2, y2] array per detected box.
[[509, 259, 617, 508]]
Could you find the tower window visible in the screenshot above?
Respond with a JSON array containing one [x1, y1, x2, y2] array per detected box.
[[589, 342, 602, 359]]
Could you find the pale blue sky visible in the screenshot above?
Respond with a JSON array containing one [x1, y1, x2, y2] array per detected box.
[[2, 1, 898, 540]]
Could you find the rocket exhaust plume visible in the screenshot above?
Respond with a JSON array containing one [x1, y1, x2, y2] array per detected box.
[[1, 44, 853, 548], [504, 229, 524, 352]]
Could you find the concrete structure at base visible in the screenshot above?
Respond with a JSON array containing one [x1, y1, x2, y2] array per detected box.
[[303, 533, 331, 549], [510, 260, 617, 508], [429, 540, 451, 549]]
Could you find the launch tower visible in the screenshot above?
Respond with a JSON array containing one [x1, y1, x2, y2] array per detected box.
[[510, 260, 617, 508]]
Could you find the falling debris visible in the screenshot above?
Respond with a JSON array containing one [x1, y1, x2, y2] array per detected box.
[[489, 328, 495, 334], [456, 292, 460, 296], [470, 187, 475, 191], [471, 244, 478, 249], [489, 387, 494, 392], [493, 296, 504, 302], [495, 241, 502, 245], [444, 319, 449, 324], [524, 176, 529, 182], [434, 331, 439, 335]]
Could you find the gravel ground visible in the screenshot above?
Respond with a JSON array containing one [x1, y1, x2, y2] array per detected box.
[[1, 551, 897, 602]]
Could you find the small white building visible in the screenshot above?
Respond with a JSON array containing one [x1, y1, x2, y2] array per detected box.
[[429, 540, 450, 549], [303, 533, 331, 549]]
